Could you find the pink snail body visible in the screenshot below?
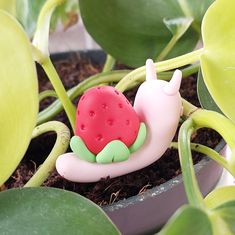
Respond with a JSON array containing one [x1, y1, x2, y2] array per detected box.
[[56, 59, 182, 182]]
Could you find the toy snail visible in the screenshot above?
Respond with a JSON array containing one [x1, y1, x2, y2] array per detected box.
[[56, 59, 183, 182]]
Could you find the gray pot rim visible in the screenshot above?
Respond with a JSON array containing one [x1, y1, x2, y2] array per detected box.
[[103, 140, 225, 212]]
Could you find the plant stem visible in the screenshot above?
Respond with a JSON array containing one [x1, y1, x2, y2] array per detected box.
[[39, 90, 58, 102], [24, 121, 70, 187], [32, 0, 65, 57], [182, 63, 199, 77], [178, 118, 205, 208], [154, 63, 199, 81], [41, 57, 76, 132], [179, 109, 235, 206], [191, 109, 235, 150], [171, 142, 230, 173], [191, 109, 235, 174], [182, 98, 198, 118], [115, 48, 204, 92], [102, 54, 116, 72], [156, 35, 179, 62]]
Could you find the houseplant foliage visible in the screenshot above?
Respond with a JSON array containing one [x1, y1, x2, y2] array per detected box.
[[0, 0, 15, 15], [0, 10, 38, 186], [0, 187, 119, 234], [79, 0, 213, 67], [16, 0, 79, 37], [1, 0, 235, 234]]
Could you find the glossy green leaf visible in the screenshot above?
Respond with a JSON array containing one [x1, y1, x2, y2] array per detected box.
[[158, 206, 212, 235], [0, 0, 16, 15], [211, 200, 235, 234], [16, 0, 79, 38], [0, 188, 119, 234], [80, 0, 212, 67], [0, 11, 38, 185], [197, 68, 222, 113], [201, 0, 235, 123], [16, 0, 45, 37], [50, 0, 79, 31], [33, 0, 64, 57], [205, 186, 235, 209], [163, 17, 193, 37], [156, 17, 193, 61], [177, 0, 214, 33]]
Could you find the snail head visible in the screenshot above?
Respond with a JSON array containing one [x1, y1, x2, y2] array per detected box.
[[145, 59, 182, 96]]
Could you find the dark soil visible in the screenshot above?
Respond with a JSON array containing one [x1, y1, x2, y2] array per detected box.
[[4, 53, 221, 206]]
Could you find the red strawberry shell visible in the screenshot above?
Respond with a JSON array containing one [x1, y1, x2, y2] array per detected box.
[[75, 86, 140, 154]]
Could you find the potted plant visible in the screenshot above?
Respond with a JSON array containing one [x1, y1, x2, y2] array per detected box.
[[0, 0, 235, 234]]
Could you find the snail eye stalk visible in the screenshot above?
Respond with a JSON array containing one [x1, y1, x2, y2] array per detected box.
[[146, 59, 157, 81], [164, 69, 182, 96]]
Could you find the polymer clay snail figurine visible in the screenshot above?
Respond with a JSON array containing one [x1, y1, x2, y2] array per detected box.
[[56, 59, 183, 182]]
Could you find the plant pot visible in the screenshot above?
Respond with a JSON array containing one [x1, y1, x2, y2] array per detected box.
[[47, 50, 224, 235], [103, 142, 224, 235]]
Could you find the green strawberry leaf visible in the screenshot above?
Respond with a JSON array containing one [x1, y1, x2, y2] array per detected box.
[[0, 188, 119, 234], [0, 10, 38, 185], [96, 140, 130, 163], [70, 135, 96, 162]]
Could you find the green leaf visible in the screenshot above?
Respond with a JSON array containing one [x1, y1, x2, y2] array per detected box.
[[0, 11, 38, 185], [205, 189, 235, 234], [163, 17, 193, 38], [156, 17, 193, 61], [158, 205, 212, 235], [0, 188, 119, 235], [197, 68, 222, 113], [200, 0, 235, 123], [80, 0, 207, 67], [50, 0, 79, 31], [177, 0, 214, 33], [16, 0, 79, 38], [211, 200, 235, 234], [205, 186, 235, 209], [33, 0, 65, 57], [0, 0, 16, 15], [16, 0, 45, 37]]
